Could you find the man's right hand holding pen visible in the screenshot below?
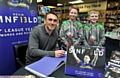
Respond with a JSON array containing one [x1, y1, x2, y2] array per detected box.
[[55, 47, 66, 58], [55, 50, 66, 58]]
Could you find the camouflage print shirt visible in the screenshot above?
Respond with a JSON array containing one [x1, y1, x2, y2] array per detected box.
[[59, 20, 82, 45], [83, 23, 105, 46]]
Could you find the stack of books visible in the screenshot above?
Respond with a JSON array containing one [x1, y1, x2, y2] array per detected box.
[[108, 50, 120, 67], [102, 50, 120, 78]]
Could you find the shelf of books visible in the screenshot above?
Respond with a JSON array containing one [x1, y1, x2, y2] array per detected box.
[[37, 5, 51, 24], [104, 0, 120, 32]]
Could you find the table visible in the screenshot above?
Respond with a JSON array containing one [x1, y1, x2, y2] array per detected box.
[[104, 37, 120, 58], [13, 37, 116, 78], [13, 65, 77, 78]]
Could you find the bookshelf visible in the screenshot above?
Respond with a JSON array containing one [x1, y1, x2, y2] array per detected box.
[[104, 0, 120, 31], [79, 10, 106, 26], [79, 12, 88, 25], [37, 5, 51, 24]]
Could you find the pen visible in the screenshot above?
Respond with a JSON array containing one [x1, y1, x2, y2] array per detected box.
[[60, 47, 67, 55], [60, 46, 63, 50]]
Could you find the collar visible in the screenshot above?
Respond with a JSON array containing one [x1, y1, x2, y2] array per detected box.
[[43, 25, 55, 36], [68, 20, 77, 24], [88, 22, 99, 26], [68, 19, 76, 23]]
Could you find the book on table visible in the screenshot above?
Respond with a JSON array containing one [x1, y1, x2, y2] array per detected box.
[[65, 46, 105, 78], [25, 55, 66, 77]]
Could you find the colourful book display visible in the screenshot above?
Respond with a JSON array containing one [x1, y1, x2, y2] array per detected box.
[[65, 46, 105, 78], [102, 65, 120, 78], [25, 56, 66, 77], [108, 50, 120, 67]]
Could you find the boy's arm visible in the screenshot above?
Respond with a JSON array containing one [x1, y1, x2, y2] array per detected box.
[[98, 28, 106, 46], [59, 23, 69, 46], [82, 28, 90, 47], [73, 27, 83, 46]]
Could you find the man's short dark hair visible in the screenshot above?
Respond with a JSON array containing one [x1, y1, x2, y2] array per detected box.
[[44, 12, 58, 19]]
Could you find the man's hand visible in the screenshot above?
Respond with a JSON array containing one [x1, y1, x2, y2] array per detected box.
[[55, 50, 66, 58]]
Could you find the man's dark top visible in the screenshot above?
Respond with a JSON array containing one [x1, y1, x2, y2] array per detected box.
[[26, 25, 58, 65]]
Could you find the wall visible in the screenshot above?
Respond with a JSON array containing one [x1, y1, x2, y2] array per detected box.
[[55, 1, 107, 24], [78, 1, 107, 12]]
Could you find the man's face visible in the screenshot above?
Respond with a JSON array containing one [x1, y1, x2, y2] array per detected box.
[[44, 14, 58, 31], [69, 8, 78, 21], [84, 55, 90, 63], [89, 13, 99, 24]]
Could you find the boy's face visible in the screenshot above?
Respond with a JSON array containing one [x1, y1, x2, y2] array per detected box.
[[69, 8, 78, 21], [89, 13, 99, 24]]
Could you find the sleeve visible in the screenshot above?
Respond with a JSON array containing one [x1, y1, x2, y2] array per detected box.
[[73, 26, 83, 45], [59, 21, 68, 45], [28, 27, 55, 58], [82, 26, 90, 46], [77, 22, 82, 27], [72, 22, 83, 45], [98, 26, 106, 46]]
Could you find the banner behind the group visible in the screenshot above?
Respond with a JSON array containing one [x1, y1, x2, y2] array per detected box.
[[0, 0, 38, 74]]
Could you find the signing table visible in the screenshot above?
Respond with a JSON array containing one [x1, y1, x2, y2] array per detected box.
[[13, 65, 78, 78], [13, 37, 118, 78]]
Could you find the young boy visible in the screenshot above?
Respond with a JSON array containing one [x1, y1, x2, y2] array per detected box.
[[83, 10, 105, 47], [59, 5, 82, 49]]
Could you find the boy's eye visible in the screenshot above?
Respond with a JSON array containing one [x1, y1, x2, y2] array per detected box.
[[70, 12, 77, 14], [91, 16, 98, 17]]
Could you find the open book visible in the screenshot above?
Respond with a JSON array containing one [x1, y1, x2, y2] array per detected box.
[[25, 55, 66, 77]]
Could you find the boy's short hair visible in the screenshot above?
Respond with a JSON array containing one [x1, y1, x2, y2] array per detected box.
[[69, 5, 79, 13], [88, 9, 99, 16]]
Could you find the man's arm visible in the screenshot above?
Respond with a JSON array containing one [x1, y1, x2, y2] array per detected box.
[[28, 26, 65, 58], [71, 46, 80, 64], [91, 54, 98, 66]]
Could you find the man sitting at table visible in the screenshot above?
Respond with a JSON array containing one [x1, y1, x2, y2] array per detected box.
[[26, 12, 66, 65]]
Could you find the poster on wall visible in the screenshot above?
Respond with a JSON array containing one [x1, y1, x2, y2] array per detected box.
[[0, 0, 38, 74]]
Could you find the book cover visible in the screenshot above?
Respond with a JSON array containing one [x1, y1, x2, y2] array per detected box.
[[108, 50, 120, 67], [25, 56, 66, 77], [102, 65, 120, 78], [65, 46, 105, 78]]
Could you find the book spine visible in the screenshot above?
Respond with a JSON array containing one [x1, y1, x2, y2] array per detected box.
[[25, 66, 46, 77]]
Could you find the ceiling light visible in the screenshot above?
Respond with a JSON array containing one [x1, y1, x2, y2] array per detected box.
[[48, 6, 56, 8], [37, 0, 42, 3], [57, 3, 63, 6], [69, 0, 84, 4]]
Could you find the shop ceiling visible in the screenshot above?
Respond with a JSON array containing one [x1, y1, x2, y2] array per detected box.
[[37, 0, 106, 6]]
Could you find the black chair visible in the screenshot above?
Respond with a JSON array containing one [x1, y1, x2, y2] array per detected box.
[[13, 44, 28, 70]]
